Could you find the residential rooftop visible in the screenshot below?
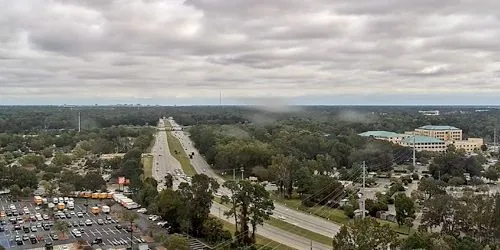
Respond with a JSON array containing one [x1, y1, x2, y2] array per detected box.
[[359, 131, 401, 138], [418, 125, 460, 130], [402, 135, 444, 144]]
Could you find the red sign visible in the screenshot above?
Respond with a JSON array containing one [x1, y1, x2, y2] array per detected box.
[[118, 177, 125, 184]]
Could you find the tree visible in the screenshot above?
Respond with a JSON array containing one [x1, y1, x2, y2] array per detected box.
[[201, 217, 232, 244], [53, 221, 69, 238], [9, 185, 22, 201], [332, 217, 398, 250], [164, 234, 189, 250], [222, 180, 274, 246], [82, 171, 106, 191], [484, 167, 499, 181], [156, 189, 185, 232], [121, 210, 138, 249], [39, 180, 58, 197], [178, 174, 219, 236], [59, 183, 75, 196], [418, 177, 445, 200], [164, 173, 173, 189], [395, 193, 415, 226]]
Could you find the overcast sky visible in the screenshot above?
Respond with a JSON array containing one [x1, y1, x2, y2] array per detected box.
[[1, 0, 500, 105]]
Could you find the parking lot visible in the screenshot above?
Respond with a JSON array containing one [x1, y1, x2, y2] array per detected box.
[[0, 197, 145, 249]]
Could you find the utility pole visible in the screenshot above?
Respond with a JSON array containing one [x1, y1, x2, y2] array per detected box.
[[219, 90, 222, 106], [233, 169, 236, 180], [218, 207, 221, 218], [361, 161, 366, 219], [310, 240, 313, 250], [78, 112, 81, 132], [240, 167, 244, 180], [412, 135, 416, 168], [494, 127, 497, 148]]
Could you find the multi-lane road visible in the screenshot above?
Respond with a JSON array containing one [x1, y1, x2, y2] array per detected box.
[[151, 119, 183, 190], [168, 119, 341, 238], [152, 118, 333, 249]]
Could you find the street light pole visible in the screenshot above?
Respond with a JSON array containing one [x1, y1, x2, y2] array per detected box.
[[240, 167, 244, 180]]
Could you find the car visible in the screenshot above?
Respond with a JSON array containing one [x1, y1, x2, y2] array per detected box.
[[12, 211, 19, 216], [71, 229, 81, 237], [14, 225, 21, 230], [22, 234, 29, 241], [278, 215, 286, 220], [0, 226, 4, 232], [70, 211, 75, 216], [85, 219, 92, 226], [115, 224, 122, 230], [29, 234, 37, 244], [157, 221, 168, 226], [0, 220, 5, 225], [73, 221, 79, 227], [42, 214, 49, 220], [45, 242, 53, 250], [36, 222, 42, 228], [30, 216, 36, 222], [97, 219, 104, 225], [31, 226, 37, 232], [50, 233, 59, 240], [77, 212, 83, 217], [137, 208, 147, 213], [6, 210, 12, 216], [91, 237, 103, 245], [23, 225, 29, 233], [15, 236, 23, 245], [79, 220, 85, 226], [43, 224, 50, 230], [126, 226, 133, 232]]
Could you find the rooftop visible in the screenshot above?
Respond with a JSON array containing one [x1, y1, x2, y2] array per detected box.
[[418, 125, 460, 130], [359, 131, 401, 138], [402, 135, 444, 144]]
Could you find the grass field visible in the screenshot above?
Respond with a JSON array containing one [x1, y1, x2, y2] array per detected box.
[[216, 217, 297, 250], [273, 196, 413, 236], [141, 155, 153, 178], [268, 218, 333, 246], [165, 131, 197, 176]]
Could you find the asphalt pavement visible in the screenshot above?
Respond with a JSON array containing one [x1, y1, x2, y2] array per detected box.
[[0, 198, 144, 249], [152, 119, 183, 191]]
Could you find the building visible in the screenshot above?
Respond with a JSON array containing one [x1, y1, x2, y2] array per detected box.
[[358, 131, 404, 144], [360, 125, 484, 153], [400, 135, 447, 152], [418, 110, 440, 116], [448, 138, 484, 152], [414, 125, 462, 141]]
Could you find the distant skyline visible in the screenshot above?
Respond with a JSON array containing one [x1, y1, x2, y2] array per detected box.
[[1, 0, 500, 105]]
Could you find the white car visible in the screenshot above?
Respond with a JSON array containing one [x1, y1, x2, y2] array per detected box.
[[278, 215, 286, 220], [137, 208, 147, 213], [72, 229, 81, 237]]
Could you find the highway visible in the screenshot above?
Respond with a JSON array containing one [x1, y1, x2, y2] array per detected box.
[[167, 119, 341, 238], [151, 119, 183, 191], [153, 119, 332, 249]]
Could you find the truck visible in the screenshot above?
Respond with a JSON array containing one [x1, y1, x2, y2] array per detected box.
[[98, 193, 107, 199], [101, 205, 110, 214], [33, 196, 43, 206], [91, 206, 100, 215], [91, 193, 99, 199]]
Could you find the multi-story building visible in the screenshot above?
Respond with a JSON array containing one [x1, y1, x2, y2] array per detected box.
[[414, 125, 462, 141], [358, 131, 404, 144], [360, 125, 484, 153], [399, 135, 447, 152]]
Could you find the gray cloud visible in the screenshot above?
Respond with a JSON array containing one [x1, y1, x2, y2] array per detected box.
[[1, 0, 500, 104]]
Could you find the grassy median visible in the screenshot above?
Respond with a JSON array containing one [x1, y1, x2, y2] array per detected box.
[[165, 131, 197, 176], [141, 155, 153, 178]]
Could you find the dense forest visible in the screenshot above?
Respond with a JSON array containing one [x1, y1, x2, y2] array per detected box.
[[1, 105, 500, 140]]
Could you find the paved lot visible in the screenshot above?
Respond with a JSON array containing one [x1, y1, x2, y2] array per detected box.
[[0, 197, 144, 249]]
